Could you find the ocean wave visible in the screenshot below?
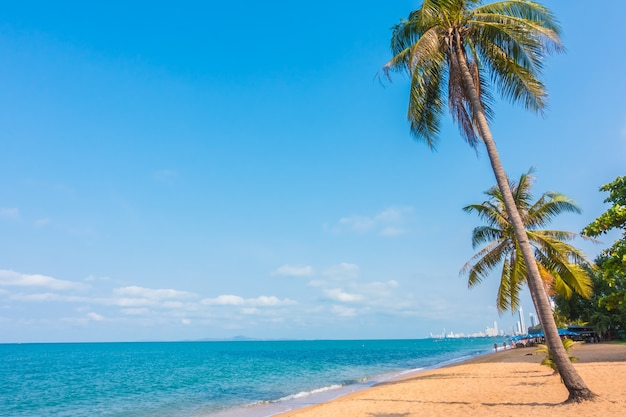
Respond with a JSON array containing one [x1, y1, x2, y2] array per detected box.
[[276, 384, 345, 402]]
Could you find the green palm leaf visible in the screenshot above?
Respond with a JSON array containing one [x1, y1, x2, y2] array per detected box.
[[462, 169, 593, 313]]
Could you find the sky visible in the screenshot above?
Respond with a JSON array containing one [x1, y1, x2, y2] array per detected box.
[[0, 1, 624, 343]]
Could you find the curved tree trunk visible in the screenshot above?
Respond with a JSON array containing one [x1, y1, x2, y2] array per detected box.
[[452, 31, 595, 403]]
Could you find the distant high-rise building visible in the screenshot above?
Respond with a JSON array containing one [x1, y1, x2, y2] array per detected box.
[[529, 312, 538, 327], [519, 307, 526, 333], [494, 321, 498, 335]]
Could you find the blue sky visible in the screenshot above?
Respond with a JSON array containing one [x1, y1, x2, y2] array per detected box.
[[0, 1, 624, 343]]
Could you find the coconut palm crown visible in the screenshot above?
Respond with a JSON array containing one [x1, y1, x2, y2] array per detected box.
[[383, 0, 562, 147], [461, 169, 593, 313]]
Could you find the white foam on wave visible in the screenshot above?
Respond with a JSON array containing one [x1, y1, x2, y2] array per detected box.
[[277, 384, 345, 402]]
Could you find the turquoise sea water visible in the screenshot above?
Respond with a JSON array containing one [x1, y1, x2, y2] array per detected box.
[[1, 338, 505, 417]]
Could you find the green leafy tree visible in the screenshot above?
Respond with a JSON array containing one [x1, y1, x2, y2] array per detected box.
[[383, 0, 595, 401], [462, 169, 593, 313], [554, 265, 626, 340], [582, 176, 626, 312], [557, 176, 626, 339]]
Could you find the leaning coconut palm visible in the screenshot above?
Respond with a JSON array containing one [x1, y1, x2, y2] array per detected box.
[[383, 0, 595, 401], [461, 169, 594, 313]]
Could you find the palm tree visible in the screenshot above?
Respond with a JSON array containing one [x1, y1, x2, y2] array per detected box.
[[461, 169, 593, 313], [383, 0, 595, 401]]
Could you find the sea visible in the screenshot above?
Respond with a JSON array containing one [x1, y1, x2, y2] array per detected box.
[[0, 337, 506, 417]]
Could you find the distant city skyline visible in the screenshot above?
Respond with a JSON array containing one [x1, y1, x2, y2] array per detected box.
[[431, 307, 546, 339]]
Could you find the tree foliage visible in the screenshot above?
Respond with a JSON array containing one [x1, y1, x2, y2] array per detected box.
[[582, 176, 626, 236], [553, 266, 626, 340], [582, 176, 626, 312], [556, 176, 626, 339], [382, 0, 562, 148]]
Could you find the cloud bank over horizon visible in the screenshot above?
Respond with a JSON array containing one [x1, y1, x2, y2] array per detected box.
[[0, 265, 482, 342]]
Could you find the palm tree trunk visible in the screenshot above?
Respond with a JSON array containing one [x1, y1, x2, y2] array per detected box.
[[452, 31, 595, 402]]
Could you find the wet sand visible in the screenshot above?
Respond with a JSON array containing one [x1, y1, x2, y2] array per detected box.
[[276, 342, 626, 417]]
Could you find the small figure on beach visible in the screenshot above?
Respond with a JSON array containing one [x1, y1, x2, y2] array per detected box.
[[494, 343, 498, 352], [503, 341, 507, 350]]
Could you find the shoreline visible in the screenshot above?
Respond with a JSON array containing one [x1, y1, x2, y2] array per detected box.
[[273, 342, 626, 417], [209, 340, 504, 417]]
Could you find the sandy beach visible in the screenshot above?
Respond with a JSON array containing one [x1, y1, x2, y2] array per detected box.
[[276, 342, 626, 417]]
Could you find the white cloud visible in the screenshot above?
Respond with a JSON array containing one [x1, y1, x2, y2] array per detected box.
[[259, 296, 295, 306], [331, 305, 357, 317], [162, 301, 186, 309], [11, 292, 59, 302], [0, 270, 86, 291], [272, 264, 315, 277], [114, 286, 196, 300], [323, 263, 360, 280], [115, 297, 158, 307], [332, 206, 413, 236], [360, 280, 400, 295], [181, 318, 191, 325], [121, 308, 151, 316], [324, 288, 363, 302], [202, 294, 296, 307], [203, 294, 245, 306], [0, 208, 20, 220], [10, 293, 93, 303], [87, 312, 104, 321]]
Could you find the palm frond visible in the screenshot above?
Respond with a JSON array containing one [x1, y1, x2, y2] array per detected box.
[[531, 231, 592, 267], [489, 244, 525, 313], [496, 257, 513, 312], [506, 243, 527, 310], [531, 233, 593, 298], [407, 55, 447, 147], [509, 169, 534, 217], [463, 199, 509, 229], [472, 1, 563, 44], [526, 193, 582, 228], [475, 37, 547, 111], [385, 25, 443, 74], [461, 240, 510, 288], [471, 225, 504, 247]]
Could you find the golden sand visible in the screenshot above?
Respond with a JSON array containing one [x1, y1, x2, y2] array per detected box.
[[277, 343, 626, 417]]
